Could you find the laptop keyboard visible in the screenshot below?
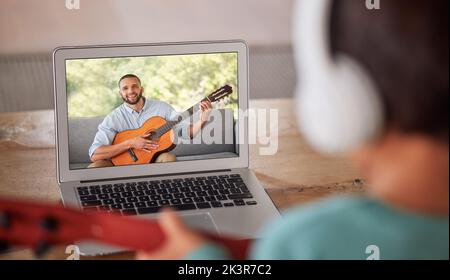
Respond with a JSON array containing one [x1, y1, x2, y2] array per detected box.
[[76, 174, 257, 216]]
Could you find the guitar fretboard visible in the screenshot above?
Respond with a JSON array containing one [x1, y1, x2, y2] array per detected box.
[[153, 97, 210, 138]]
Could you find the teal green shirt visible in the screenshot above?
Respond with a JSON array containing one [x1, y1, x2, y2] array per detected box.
[[186, 196, 449, 260]]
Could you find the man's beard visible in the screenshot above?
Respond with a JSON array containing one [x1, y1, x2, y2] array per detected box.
[[122, 91, 143, 105]]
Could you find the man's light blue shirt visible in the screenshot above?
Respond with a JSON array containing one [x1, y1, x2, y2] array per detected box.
[[88, 98, 189, 158]]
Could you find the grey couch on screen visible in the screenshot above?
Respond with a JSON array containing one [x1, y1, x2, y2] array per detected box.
[[68, 108, 238, 169]]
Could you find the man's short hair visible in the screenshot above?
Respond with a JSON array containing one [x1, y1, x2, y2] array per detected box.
[[118, 74, 142, 88]]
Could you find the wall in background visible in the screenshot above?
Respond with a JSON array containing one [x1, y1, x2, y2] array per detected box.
[[0, 0, 294, 54], [0, 0, 297, 112]]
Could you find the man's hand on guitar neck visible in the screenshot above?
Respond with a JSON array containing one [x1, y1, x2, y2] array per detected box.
[[90, 133, 159, 162]]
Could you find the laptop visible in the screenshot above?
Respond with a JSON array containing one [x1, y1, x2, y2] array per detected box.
[[53, 40, 280, 255]]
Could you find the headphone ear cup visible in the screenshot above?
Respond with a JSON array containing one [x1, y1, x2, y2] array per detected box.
[[295, 55, 384, 154]]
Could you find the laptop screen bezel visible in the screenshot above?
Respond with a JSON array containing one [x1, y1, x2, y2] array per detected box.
[[53, 40, 249, 183]]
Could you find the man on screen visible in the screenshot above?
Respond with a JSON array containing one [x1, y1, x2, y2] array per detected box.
[[88, 74, 212, 168]]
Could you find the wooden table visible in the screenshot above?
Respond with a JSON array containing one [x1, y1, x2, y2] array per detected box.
[[0, 98, 365, 259]]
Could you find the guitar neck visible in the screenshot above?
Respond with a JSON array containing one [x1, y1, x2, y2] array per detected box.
[[155, 96, 211, 136]]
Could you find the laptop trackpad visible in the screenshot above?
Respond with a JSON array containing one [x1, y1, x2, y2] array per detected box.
[[179, 212, 220, 235]]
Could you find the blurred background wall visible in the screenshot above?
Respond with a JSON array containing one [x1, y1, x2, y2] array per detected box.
[[0, 0, 297, 112]]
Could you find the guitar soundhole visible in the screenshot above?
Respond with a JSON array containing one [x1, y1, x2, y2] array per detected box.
[[146, 131, 160, 141]]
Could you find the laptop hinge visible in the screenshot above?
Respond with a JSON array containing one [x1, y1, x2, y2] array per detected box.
[[79, 169, 233, 184]]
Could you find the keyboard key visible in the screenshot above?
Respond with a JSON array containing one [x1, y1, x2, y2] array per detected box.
[[227, 193, 253, 200], [179, 186, 190, 192], [157, 189, 168, 195], [224, 202, 234, 207], [159, 200, 170, 206], [196, 202, 211, 209], [126, 197, 138, 203], [216, 195, 228, 201], [172, 204, 197, 211], [123, 203, 134, 209], [113, 186, 124, 193], [110, 193, 121, 199], [102, 188, 113, 194], [135, 202, 147, 208], [137, 185, 148, 191], [78, 189, 90, 195], [211, 201, 223, 208], [230, 174, 241, 177], [125, 186, 136, 192], [137, 207, 162, 214], [138, 196, 150, 202], [122, 192, 132, 197], [173, 193, 185, 199], [98, 194, 109, 200], [233, 200, 246, 206], [193, 197, 205, 203], [89, 189, 101, 195], [102, 199, 114, 205], [145, 189, 156, 195], [162, 194, 173, 200], [168, 188, 179, 194], [246, 201, 258, 205], [185, 192, 196, 198], [207, 190, 219, 196], [111, 204, 122, 210], [205, 196, 216, 202], [227, 177, 243, 183], [82, 200, 102, 207], [133, 191, 144, 196], [151, 195, 161, 201], [80, 195, 98, 202], [219, 189, 230, 195], [147, 201, 158, 207], [170, 199, 181, 205], [182, 198, 193, 204], [114, 198, 126, 204], [229, 188, 242, 194], [196, 191, 207, 197]]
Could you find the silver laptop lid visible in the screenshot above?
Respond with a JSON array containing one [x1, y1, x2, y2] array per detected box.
[[53, 40, 249, 183]]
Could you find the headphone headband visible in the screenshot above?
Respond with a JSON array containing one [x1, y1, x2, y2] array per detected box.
[[293, 0, 384, 154]]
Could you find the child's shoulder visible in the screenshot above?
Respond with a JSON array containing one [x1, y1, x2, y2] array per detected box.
[[251, 196, 375, 259]]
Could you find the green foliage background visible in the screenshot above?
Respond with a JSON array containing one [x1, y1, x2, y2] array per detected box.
[[66, 53, 238, 117]]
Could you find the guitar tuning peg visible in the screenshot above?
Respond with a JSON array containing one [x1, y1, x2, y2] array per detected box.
[[40, 216, 59, 232], [0, 212, 11, 230], [33, 240, 51, 258]]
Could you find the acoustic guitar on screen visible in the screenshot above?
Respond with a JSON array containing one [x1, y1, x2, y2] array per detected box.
[[111, 85, 233, 166], [0, 198, 251, 259]]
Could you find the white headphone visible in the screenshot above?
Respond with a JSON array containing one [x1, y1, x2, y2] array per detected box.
[[293, 0, 384, 154]]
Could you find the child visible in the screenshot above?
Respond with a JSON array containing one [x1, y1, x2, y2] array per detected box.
[[137, 0, 448, 260]]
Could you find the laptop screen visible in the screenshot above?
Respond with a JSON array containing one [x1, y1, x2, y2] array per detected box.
[[65, 52, 239, 170]]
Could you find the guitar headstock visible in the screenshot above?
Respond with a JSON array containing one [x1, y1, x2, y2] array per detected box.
[[206, 85, 233, 103], [0, 198, 165, 257]]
